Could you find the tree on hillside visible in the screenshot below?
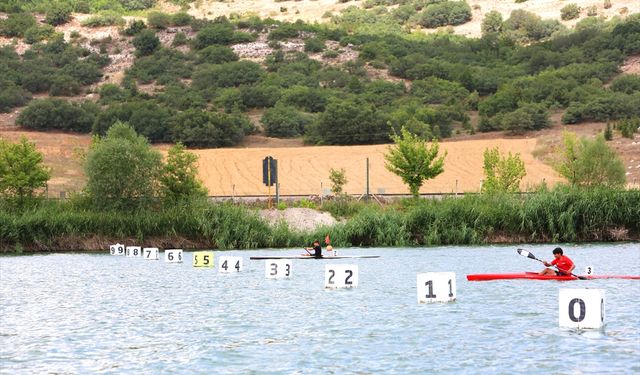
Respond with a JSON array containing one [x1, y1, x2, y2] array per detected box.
[[481, 10, 503, 36], [159, 143, 208, 204], [555, 132, 626, 188], [133, 29, 160, 57], [385, 127, 446, 198], [84, 122, 163, 210], [0, 137, 51, 205], [481, 147, 526, 194]]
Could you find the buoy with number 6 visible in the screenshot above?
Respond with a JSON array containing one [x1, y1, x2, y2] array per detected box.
[[559, 288, 605, 329], [417, 272, 456, 303], [218, 256, 242, 273], [165, 249, 183, 263], [193, 251, 214, 267], [324, 264, 358, 288]]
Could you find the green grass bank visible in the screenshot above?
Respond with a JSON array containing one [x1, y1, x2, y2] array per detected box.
[[1, 187, 639, 253]]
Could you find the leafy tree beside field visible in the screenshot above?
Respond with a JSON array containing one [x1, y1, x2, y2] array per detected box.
[[481, 147, 526, 194], [385, 128, 446, 198], [555, 132, 626, 188], [0, 137, 51, 206], [84, 122, 163, 210]]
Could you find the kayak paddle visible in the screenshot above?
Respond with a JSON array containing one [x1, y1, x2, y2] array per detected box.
[[516, 248, 586, 280]]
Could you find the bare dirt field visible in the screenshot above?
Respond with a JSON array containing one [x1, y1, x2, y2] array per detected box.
[[3, 120, 639, 198]]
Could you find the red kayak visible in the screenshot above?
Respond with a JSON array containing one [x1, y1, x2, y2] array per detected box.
[[466, 272, 640, 281]]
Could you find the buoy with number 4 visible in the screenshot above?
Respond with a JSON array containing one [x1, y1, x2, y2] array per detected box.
[[218, 256, 243, 273]]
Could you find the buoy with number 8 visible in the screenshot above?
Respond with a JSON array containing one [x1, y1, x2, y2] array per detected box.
[[126, 246, 142, 257], [559, 288, 605, 329], [417, 272, 456, 303]]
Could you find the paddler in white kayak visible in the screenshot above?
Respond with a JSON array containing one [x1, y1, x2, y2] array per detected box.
[[539, 247, 575, 276]]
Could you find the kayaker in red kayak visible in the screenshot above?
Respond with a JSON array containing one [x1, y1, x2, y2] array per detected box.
[[539, 247, 575, 276]]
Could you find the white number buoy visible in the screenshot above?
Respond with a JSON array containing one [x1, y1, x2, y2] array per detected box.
[[126, 246, 142, 257], [324, 264, 358, 288], [417, 272, 456, 303], [265, 259, 292, 279], [218, 256, 243, 273], [143, 247, 159, 260], [192, 251, 214, 268], [559, 289, 605, 329], [584, 266, 594, 276], [164, 249, 183, 263], [111, 243, 125, 256]]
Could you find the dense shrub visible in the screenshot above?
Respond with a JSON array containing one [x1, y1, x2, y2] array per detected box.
[[17, 98, 99, 133], [93, 101, 172, 142], [171, 12, 193, 27], [45, 3, 72, 26], [560, 4, 581, 21], [562, 92, 640, 123], [81, 12, 125, 27], [240, 84, 281, 108], [261, 104, 313, 137], [503, 9, 563, 42], [98, 83, 128, 104], [0, 80, 31, 113], [304, 38, 326, 53], [147, 12, 171, 30], [122, 20, 146, 36], [307, 99, 390, 145], [24, 25, 56, 44], [133, 29, 161, 57], [409, 77, 470, 105], [193, 61, 265, 89], [611, 74, 640, 94], [196, 45, 239, 64], [62, 61, 103, 85], [280, 86, 327, 113], [194, 23, 235, 49], [0, 13, 37, 37], [157, 84, 207, 110], [417, 1, 472, 28], [169, 109, 251, 148], [500, 103, 550, 134], [127, 48, 192, 84], [49, 74, 81, 96]]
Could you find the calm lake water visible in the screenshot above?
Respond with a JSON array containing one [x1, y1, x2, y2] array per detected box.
[[1, 243, 639, 374]]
